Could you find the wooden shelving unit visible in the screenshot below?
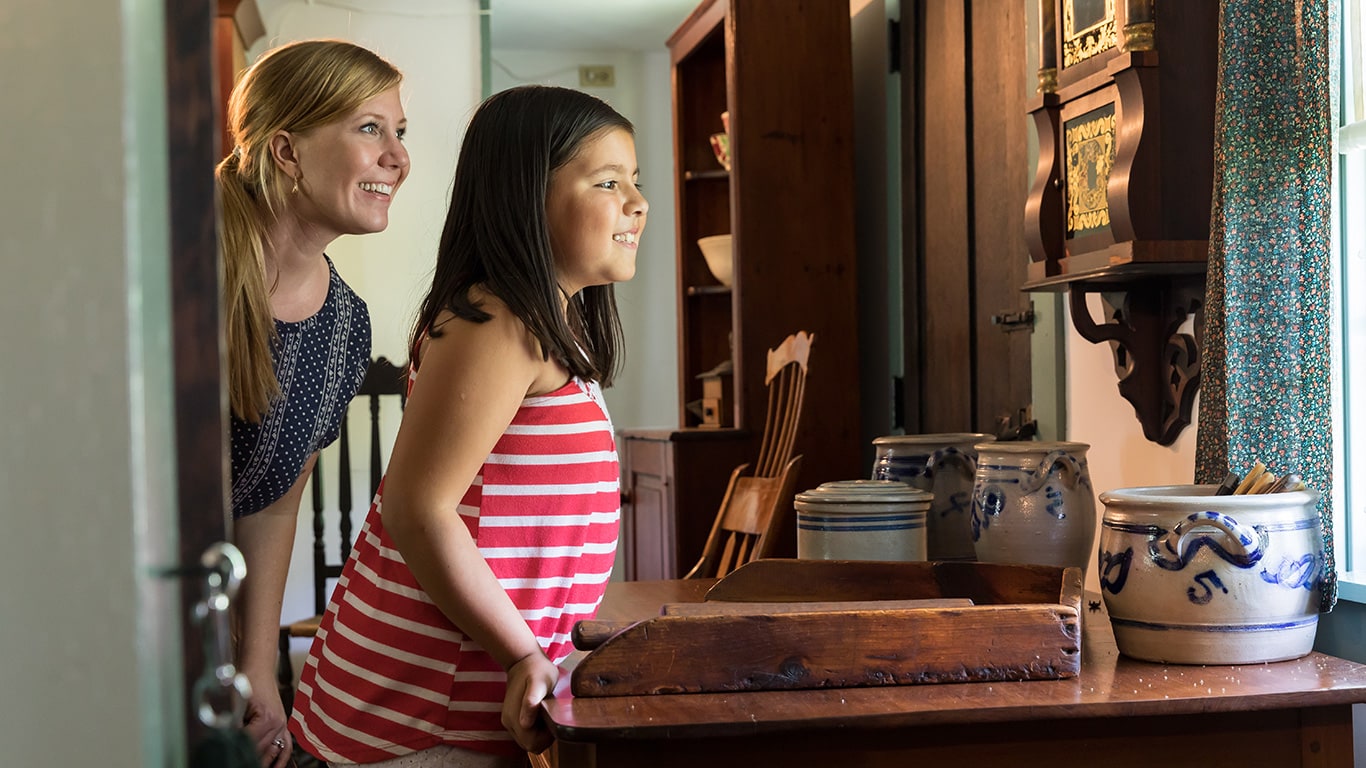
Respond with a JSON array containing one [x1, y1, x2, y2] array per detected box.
[[618, 0, 862, 577]]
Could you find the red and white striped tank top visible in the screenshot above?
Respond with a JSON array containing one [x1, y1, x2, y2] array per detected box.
[[289, 375, 619, 763]]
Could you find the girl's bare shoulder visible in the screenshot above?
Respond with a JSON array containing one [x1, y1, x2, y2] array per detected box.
[[421, 288, 565, 393]]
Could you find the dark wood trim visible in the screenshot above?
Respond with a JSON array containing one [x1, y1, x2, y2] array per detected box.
[[898, 0, 922, 435], [1024, 92, 1064, 278], [901, 0, 1034, 439], [214, 17, 238, 158], [962, 0, 980, 429], [667, 0, 725, 64], [970, 0, 1031, 435], [165, 0, 226, 744], [919, 0, 973, 432]]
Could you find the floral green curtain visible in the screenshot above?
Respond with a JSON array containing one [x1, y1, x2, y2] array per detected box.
[[1194, 0, 1337, 610]]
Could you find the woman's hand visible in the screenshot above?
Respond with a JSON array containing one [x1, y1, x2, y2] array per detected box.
[[232, 458, 314, 768], [502, 652, 559, 754], [241, 682, 293, 768]]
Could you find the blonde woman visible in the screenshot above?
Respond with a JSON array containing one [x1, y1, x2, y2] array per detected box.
[[215, 39, 410, 768]]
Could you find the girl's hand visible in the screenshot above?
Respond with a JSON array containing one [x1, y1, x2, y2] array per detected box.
[[502, 652, 559, 754]]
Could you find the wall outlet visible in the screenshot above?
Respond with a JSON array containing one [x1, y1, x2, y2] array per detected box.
[[579, 65, 615, 88]]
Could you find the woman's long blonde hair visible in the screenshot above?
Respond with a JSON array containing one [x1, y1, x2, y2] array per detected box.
[[216, 39, 401, 421]]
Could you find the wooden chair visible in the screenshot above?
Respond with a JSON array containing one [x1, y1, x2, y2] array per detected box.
[[277, 356, 407, 714], [685, 332, 813, 579]]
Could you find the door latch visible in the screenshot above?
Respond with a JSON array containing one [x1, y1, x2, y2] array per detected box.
[[991, 304, 1036, 332], [996, 406, 1038, 441], [192, 542, 251, 729]]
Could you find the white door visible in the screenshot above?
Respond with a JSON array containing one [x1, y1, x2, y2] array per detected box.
[[0, 1, 250, 766]]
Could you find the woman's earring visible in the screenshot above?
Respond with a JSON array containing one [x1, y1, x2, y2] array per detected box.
[[290, 176, 300, 194]]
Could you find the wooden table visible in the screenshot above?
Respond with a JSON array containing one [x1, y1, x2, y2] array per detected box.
[[540, 579, 1366, 767]]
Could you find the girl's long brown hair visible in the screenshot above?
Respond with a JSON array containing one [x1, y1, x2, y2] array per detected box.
[[411, 86, 632, 387]]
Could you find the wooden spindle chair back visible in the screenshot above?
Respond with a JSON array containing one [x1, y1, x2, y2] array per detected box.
[[686, 332, 813, 579], [277, 356, 407, 713]]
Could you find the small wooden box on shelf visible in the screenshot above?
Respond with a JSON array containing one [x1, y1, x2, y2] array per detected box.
[[698, 367, 730, 428], [617, 0, 862, 580]]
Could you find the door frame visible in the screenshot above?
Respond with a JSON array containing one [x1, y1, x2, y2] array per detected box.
[[165, 0, 232, 749]]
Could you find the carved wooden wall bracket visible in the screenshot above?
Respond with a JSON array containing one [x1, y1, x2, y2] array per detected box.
[[1067, 277, 1204, 445]]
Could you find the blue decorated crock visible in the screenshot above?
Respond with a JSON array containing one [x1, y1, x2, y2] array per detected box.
[[1098, 484, 1322, 664], [871, 433, 994, 561]]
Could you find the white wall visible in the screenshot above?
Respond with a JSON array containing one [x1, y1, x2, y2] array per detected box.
[[850, 0, 898, 468], [619, 49, 683, 430], [1063, 293, 1198, 591], [490, 47, 680, 430], [1, 2, 181, 765]]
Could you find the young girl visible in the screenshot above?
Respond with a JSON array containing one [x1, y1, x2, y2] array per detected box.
[[217, 39, 409, 768], [290, 85, 647, 767]]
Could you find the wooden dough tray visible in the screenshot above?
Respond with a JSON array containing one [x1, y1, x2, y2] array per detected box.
[[569, 559, 1083, 697]]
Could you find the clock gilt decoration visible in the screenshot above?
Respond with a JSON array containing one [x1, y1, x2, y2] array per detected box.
[[1024, 0, 1217, 445], [1062, 0, 1117, 68], [1064, 103, 1115, 239]]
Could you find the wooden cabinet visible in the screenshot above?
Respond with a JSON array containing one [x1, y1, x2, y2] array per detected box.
[[617, 432, 676, 581], [623, 0, 862, 576], [618, 430, 752, 580], [670, 0, 860, 445]]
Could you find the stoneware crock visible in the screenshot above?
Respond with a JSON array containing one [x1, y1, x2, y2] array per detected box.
[[871, 433, 995, 561], [1097, 484, 1323, 665], [970, 441, 1095, 572], [795, 480, 931, 562]]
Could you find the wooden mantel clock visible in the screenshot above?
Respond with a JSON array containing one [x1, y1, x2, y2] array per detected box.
[[1023, 0, 1218, 445]]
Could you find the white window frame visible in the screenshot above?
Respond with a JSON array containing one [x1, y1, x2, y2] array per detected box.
[[1336, 0, 1366, 600]]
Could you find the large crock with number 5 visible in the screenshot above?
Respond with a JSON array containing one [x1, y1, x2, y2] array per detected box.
[[1097, 484, 1323, 665]]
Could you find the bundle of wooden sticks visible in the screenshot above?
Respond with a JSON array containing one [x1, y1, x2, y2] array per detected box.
[[1214, 460, 1307, 495]]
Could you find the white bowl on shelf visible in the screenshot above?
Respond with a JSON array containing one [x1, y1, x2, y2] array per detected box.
[[697, 234, 733, 287]]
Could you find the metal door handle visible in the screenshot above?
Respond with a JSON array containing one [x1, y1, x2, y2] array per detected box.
[[990, 306, 1036, 331], [192, 542, 252, 728]]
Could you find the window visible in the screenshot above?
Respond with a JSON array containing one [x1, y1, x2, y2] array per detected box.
[[1336, 0, 1366, 598]]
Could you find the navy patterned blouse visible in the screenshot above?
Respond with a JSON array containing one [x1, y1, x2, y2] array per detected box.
[[230, 257, 371, 518]]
